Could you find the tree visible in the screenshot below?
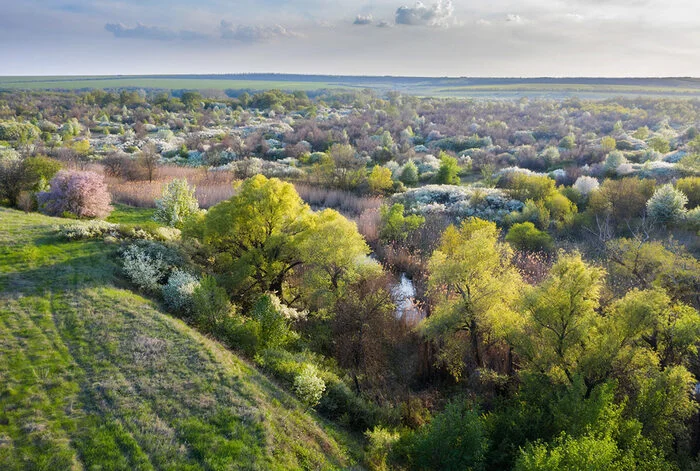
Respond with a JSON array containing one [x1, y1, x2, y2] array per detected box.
[[648, 136, 670, 154], [506, 222, 554, 253], [195, 175, 313, 301], [601, 136, 617, 152], [399, 160, 419, 186], [379, 203, 425, 244], [37, 170, 112, 218], [507, 173, 557, 202], [515, 253, 605, 389], [368, 165, 393, 194], [138, 142, 159, 182], [325, 143, 365, 190], [435, 153, 460, 185], [153, 179, 200, 228], [0, 155, 61, 207], [646, 184, 687, 225], [422, 218, 522, 379]]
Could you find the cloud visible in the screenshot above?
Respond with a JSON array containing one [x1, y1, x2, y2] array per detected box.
[[219, 21, 300, 42], [505, 14, 528, 24], [395, 0, 454, 27], [377, 20, 392, 28], [354, 14, 373, 25], [105, 23, 206, 41]]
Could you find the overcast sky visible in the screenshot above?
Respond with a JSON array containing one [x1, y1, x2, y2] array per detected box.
[[2, 0, 699, 76]]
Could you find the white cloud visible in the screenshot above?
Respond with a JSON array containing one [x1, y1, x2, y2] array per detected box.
[[219, 21, 301, 42], [105, 22, 207, 40], [354, 14, 373, 25], [395, 1, 454, 27]]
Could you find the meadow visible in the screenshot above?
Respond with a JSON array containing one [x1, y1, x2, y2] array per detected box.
[[0, 207, 360, 470]]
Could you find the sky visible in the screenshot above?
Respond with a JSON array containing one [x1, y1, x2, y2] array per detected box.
[[2, 0, 700, 77]]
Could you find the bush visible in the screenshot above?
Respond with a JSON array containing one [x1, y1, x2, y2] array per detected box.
[[675, 176, 700, 209], [646, 184, 688, 225], [395, 400, 488, 470], [191, 275, 234, 332], [120, 241, 183, 292], [162, 270, 200, 314], [399, 160, 419, 186], [56, 220, 119, 240], [153, 179, 200, 228], [435, 154, 461, 185], [572, 176, 599, 197], [38, 170, 112, 218], [293, 364, 326, 409], [506, 222, 554, 253], [366, 427, 400, 471]]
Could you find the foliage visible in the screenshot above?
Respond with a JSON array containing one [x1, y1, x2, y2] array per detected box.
[[396, 400, 488, 471], [38, 170, 112, 218], [423, 218, 522, 379], [365, 427, 400, 471], [379, 203, 425, 243], [506, 173, 556, 202], [293, 365, 326, 409], [435, 153, 461, 184], [646, 184, 688, 225], [675, 176, 700, 208], [368, 165, 394, 194], [153, 178, 200, 228], [191, 275, 235, 332], [506, 222, 554, 253], [399, 160, 419, 186], [161, 270, 200, 314]]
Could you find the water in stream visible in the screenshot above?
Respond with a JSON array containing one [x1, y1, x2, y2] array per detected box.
[[391, 273, 424, 323]]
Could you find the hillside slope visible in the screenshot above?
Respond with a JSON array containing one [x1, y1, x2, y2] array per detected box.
[[0, 208, 358, 470]]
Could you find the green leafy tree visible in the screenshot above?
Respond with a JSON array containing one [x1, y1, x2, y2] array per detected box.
[[422, 219, 522, 379], [675, 177, 700, 209], [399, 160, 419, 186], [368, 165, 394, 194], [506, 222, 554, 253], [379, 203, 425, 244], [435, 153, 461, 185]]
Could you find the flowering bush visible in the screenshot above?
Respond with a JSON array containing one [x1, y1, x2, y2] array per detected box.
[[293, 364, 326, 409], [153, 179, 200, 228], [56, 220, 119, 240], [572, 176, 600, 196], [219, 158, 304, 179], [647, 184, 688, 225], [393, 185, 523, 224], [38, 170, 112, 218], [120, 241, 184, 292], [162, 270, 200, 314]]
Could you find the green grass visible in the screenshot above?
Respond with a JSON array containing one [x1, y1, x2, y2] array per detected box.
[[0, 207, 361, 470], [106, 204, 157, 225]]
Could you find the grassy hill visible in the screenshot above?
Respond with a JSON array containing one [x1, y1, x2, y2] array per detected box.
[[0, 207, 360, 470]]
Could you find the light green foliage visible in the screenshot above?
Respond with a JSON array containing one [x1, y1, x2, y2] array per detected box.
[[648, 136, 671, 154], [379, 203, 425, 243], [365, 427, 400, 471], [423, 219, 522, 379], [646, 184, 687, 225], [293, 365, 326, 409], [558, 134, 576, 150], [675, 176, 700, 208], [368, 165, 394, 194], [0, 120, 41, 143], [435, 153, 461, 185], [399, 160, 419, 186], [632, 126, 650, 140], [196, 175, 313, 300], [541, 146, 560, 166], [516, 253, 604, 385], [601, 136, 617, 152], [507, 173, 556, 202], [153, 178, 200, 228], [604, 150, 627, 175], [249, 293, 303, 350], [506, 222, 554, 252]]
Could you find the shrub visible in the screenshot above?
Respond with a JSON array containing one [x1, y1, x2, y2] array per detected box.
[[153, 178, 200, 228], [572, 176, 599, 197], [675, 176, 700, 209], [192, 275, 234, 332], [366, 427, 400, 471], [38, 170, 112, 218], [368, 165, 394, 195], [162, 270, 200, 314], [249, 293, 304, 350], [56, 220, 119, 240], [395, 400, 488, 470], [646, 184, 688, 225], [399, 160, 419, 186], [506, 222, 554, 253], [435, 154, 461, 185], [293, 365, 326, 409], [379, 203, 425, 243], [121, 243, 169, 292]]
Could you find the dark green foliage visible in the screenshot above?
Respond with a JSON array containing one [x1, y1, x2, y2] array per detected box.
[[396, 400, 488, 471]]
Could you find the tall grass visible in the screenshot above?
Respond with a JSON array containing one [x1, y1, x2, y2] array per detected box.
[[294, 183, 383, 217]]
